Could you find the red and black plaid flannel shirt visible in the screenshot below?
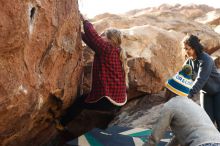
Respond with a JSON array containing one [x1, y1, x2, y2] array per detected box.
[[82, 20, 127, 106]]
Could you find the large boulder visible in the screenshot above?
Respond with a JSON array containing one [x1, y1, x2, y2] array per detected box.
[[0, 1, 82, 146], [122, 26, 184, 97]]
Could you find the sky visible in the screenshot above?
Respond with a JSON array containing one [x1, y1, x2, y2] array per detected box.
[[78, 0, 220, 18]]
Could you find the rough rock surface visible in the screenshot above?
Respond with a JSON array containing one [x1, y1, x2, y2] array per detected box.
[[110, 92, 166, 128], [0, 1, 82, 146]]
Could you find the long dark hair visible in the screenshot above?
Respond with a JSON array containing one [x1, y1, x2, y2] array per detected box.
[[182, 34, 204, 56]]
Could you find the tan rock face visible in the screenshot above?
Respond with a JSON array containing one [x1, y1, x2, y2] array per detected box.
[[122, 26, 185, 96], [0, 0, 82, 146], [93, 5, 220, 53], [195, 10, 220, 32]]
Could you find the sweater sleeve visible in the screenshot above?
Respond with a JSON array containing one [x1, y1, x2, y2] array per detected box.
[[147, 106, 173, 146], [188, 55, 213, 97], [81, 32, 96, 51], [82, 20, 108, 54]]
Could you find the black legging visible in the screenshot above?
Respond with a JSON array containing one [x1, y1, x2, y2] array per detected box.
[[60, 95, 120, 126], [200, 92, 220, 131]]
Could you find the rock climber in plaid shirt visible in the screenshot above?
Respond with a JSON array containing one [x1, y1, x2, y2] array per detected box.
[[81, 14, 128, 107], [55, 14, 129, 130]]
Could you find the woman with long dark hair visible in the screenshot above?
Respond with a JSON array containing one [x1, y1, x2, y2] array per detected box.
[[182, 34, 220, 131]]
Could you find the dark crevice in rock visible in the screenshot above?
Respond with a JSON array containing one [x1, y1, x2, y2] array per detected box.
[[28, 5, 37, 34], [48, 89, 64, 120], [30, 7, 36, 21]]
